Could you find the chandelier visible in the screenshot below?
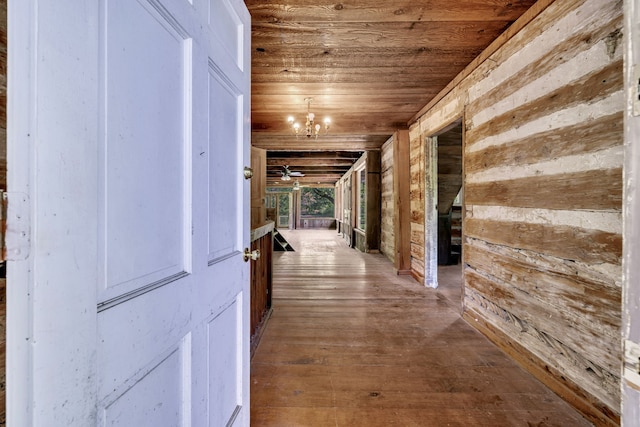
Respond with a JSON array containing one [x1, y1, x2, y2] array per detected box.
[[287, 97, 330, 139]]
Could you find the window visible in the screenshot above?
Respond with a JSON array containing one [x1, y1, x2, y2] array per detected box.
[[357, 168, 366, 229], [267, 188, 292, 227], [301, 187, 334, 218], [278, 193, 290, 227]]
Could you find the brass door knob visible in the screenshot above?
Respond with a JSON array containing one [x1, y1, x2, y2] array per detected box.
[[243, 248, 261, 262]]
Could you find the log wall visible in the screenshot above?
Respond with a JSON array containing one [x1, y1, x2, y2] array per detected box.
[[380, 136, 394, 263], [408, 0, 623, 424], [409, 125, 426, 283]]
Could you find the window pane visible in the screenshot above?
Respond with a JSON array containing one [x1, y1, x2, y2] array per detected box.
[[301, 188, 335, 218], [359, 170, 366, 229]]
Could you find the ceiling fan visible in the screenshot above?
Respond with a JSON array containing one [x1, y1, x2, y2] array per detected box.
[[292, 179, 310, 191], [281, 165, 305, 181]]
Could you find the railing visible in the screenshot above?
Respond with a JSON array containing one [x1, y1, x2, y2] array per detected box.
[[250, 221, 274, 357], [299, 217, 336, 229]]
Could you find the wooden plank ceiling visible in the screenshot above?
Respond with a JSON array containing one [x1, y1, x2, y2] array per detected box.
[[247, 0, 537, 186]]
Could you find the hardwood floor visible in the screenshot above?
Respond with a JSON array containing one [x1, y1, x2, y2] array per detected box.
[[250, 230, 591, 427]]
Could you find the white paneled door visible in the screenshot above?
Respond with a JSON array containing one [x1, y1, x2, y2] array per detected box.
[[8, 0, 251, 425]]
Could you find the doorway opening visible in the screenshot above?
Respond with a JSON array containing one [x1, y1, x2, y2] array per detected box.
[[435, 121, 463, 266], [425, 119, 463, 290]]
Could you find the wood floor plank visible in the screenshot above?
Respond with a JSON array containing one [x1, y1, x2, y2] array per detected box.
[[250, 230, 591, 427]]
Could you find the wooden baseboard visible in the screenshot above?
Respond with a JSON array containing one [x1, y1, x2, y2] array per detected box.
[[410, 270, 424, 285], [250, 307, 273, 359], [462, 309, 619, 427], [395, 269, 412, 276]]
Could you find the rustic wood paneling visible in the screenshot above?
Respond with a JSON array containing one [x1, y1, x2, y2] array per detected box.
[[462, 307, 620, 427], [409, 128, 424, 280], [252, 21, 514, 50], [251, 147, 267, 228], [465, 266, 619, 369], [251, 227, 274, 357], [410, 0, 558, 122], [465, 217, 621, 266], [465, 168, 622, 211], [465, 1, 622, 119], [248, 0, 536, 154], [466, 60, 623, 148], [380, 137, 394, 263], [465, 112, 623, 174], [248, 1, 535, 23], [408, 0, 624, 423], [252, 48, 480, 71], [393, 130, 412, 275], [464, 243, 620, 331]]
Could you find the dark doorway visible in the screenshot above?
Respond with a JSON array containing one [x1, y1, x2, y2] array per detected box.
[[436, 121, 463, 265]]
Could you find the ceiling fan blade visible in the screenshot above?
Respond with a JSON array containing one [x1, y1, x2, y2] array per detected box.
[[290, 171, 305, 176]]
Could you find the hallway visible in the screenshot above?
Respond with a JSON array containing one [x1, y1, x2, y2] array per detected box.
[[250, 230, 591, 426]]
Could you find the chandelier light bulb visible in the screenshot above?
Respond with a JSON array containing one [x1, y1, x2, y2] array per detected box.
[[287, 97, 331, 139]]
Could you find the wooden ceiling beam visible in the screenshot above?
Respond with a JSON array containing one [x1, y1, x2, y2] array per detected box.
[[254, 140, 383, 151], [269, 175, 342, 181], [267, 151, 362, 158], [252, 119, 409, 134], [267, 158, 356, 167], [267, 167, 351, 175], [255, 134, 387, 143]]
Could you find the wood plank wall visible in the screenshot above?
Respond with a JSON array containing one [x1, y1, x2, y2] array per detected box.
[[251, 147, 267, 229], [407, 0, 623, 424], [409, 125, 426, 283], [250, 226, 273, 357], [380, 136, 394, 263]]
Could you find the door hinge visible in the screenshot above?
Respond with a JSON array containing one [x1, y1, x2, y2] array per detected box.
[[4, 192, 31, 261]]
